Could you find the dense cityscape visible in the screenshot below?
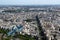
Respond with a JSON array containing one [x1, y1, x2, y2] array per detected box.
[[0, 5, 60, 40]]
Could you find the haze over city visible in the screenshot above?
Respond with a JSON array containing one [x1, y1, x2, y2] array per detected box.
[[0, 0, 60, 5], [0, 0, 60, 40]]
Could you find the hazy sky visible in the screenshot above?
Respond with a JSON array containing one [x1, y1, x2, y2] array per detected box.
[[0, 0, 60, 5]]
